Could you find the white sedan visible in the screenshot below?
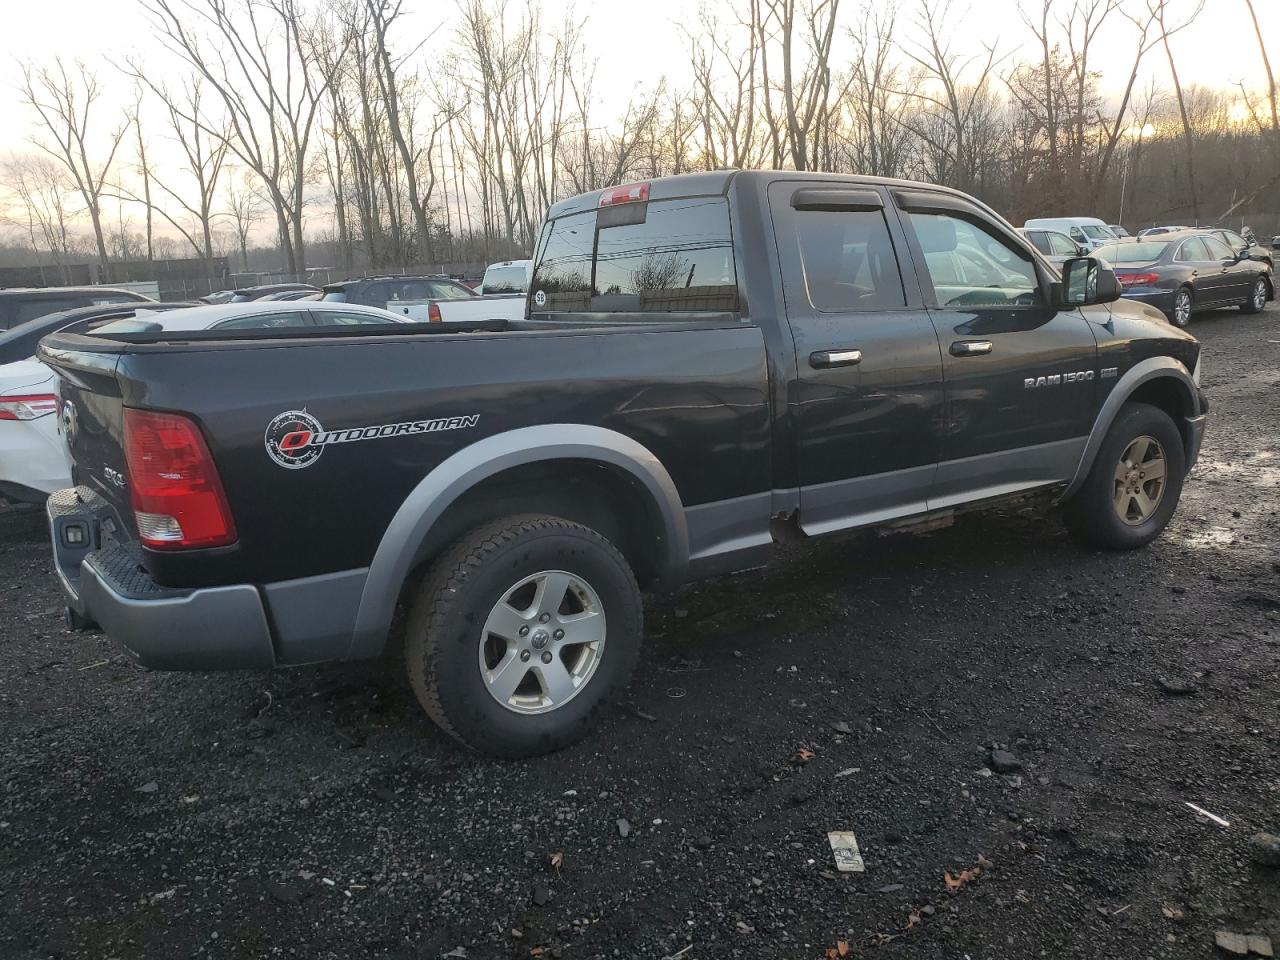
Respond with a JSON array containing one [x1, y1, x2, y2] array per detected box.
[[0, 301, 408, 504]]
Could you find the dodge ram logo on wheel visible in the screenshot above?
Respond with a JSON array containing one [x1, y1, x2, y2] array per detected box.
[[265, 410, 324, 469]]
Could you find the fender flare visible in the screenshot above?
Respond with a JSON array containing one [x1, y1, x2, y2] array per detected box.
[[346, 424, 688, 659], [1060, 356, 1201, 501]]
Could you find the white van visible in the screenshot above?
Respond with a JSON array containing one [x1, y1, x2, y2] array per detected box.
[[1022, 217, 1117, 251]]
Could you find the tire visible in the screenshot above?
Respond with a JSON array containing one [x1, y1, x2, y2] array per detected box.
[[404, 514, 642, 758], [1240, 277, 1268, 314], [1063, 402, 1186, 551], [1167, 286, 1193, 327]]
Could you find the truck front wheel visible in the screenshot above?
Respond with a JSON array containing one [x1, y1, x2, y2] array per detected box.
[[404, 515, 643, 757], [1062, 402, 1186, 550]]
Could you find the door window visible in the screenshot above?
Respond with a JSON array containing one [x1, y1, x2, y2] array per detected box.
[[1176, 238, 1209, 261], [215, 311, 310, 330], [794, 208, 905, 310], [906, 211, 1042, 307], [313, 311, 398, 326], [1047, 232, 1079, 256], [1203, 236, 1235, 260], [1026, 232, 1051, 255]]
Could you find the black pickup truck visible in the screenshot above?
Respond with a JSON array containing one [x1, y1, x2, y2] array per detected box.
[[41, 171, 1207, 757]]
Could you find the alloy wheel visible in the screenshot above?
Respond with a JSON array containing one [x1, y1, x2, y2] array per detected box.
[[1113, 435, 1167, 525], [477, 569, 606, 715], [1253, 279, 1267, 311], [1174, 290, 1192, 326]]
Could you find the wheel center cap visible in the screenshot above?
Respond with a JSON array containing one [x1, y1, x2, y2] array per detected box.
[[531, 630, 550, 650]]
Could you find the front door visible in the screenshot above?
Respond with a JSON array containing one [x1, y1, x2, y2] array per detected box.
[[1201, 234, 1253, 301], [891, 192, 1100, 509], [769, 181, 945, 534]]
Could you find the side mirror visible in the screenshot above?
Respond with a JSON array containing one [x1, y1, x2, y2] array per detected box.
[[1059, 256, 1122, 307]]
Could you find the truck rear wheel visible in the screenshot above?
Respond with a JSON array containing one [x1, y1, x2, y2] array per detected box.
[[404, 515, 642, 757], [1062, 402, 1186, 550]]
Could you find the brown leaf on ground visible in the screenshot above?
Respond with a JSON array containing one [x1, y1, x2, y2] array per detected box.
[[549, 852, 563, 871], [944, 866, 982, 891], [797, 747, 815, 762]]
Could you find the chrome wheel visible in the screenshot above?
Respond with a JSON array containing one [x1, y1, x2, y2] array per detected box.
[[477, 570, 606, 715], [1113, 435, 1167, 525], [1173, 289, 1192, 326], [1253, 279, 1267, 310]]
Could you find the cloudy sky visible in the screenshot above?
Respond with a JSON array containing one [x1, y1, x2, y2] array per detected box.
[[0, 0, 1271, 243]]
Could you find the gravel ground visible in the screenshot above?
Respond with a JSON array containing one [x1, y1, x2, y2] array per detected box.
[[2, 307, 1278, 960]]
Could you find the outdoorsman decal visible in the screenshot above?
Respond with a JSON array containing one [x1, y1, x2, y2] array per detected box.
[[265, 409, 480, 469]]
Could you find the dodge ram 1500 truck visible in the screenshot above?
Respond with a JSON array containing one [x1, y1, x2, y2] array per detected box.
[[41, 171, 1207, 757]]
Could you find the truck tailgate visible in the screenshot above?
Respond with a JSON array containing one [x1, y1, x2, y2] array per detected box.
[[39, 340, 134, 525]]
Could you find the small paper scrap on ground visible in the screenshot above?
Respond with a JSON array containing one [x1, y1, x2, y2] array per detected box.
[[827, 831, 865, 873]]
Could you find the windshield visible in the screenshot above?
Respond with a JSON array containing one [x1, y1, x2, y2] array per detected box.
[[1097, 241, 1169, 265], [1080, 225, 1116, 240], [482, 266, 529, 295]]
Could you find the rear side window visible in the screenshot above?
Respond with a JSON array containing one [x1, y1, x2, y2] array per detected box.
[[530, 197, 739, 314], [795, 209, 905, 311], [1026, 232, 1051, 255], [14, 298, 81, 326]]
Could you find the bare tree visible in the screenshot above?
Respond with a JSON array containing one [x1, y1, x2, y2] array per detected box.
[[223, 172, 265, 272], [18, 58, 127, 280], [1151, 0, 1207, 219], [141, 0, 351, 277], [1, 155, 76, 283]]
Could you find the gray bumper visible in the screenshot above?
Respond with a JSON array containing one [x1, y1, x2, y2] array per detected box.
[[48, 487, 275, 670]]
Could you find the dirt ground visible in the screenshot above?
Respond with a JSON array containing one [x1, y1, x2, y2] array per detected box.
[[2, 307, 1278, 960]]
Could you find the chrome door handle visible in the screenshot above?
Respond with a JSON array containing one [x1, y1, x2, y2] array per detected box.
[[950, 340, 993, 357], [810, 349, 862, 368]]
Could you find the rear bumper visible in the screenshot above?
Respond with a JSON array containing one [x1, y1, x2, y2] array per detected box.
[[1118, 289, 1176, 315], [48, 487, 368, 671]]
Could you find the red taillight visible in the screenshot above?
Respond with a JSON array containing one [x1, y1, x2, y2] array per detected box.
[[1116, 272, 1159, 287], [598, 182, 650, 207], [428, 302, 442, 322], [0, 394, 59, 421], [123, 408, 237, 550]]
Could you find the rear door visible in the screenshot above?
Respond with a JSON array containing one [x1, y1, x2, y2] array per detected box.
[[768, 180, 945, 534], [892, 191, 1099, 508], [1175, 237, 1230, 305]]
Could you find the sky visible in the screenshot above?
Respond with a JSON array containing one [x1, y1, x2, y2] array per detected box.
[[0, 0, 1272, 243]]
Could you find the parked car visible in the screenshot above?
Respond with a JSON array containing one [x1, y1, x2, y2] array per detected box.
[[0, 287, 154, 331], [0, 302, 193, 366], [200, 290, 237, 304], [480, 259, 532, 295], [1094, 231, 1273, 326], [327, 274, 526, 325], [322, 275, 476, 307], [1137, 225, 1193, 239], [1108, 225, 1132, 238], [256, 289, 322, 302], [0, 302, 408, 504], [1022, 217, 1117, 250], [1209, 227, 1273, 271], [43, 170, 1207, 758], [1018, 227, 1087, 266], [228, 283, 319, 303]]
